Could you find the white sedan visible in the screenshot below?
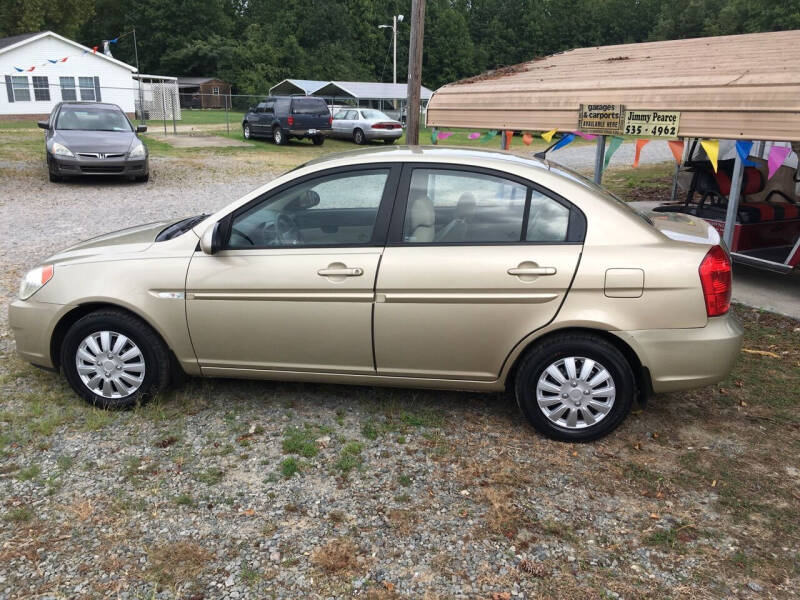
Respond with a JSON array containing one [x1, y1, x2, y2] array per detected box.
[[330, 108, 403, 144]]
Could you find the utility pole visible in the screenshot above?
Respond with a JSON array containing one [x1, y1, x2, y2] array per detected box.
[[132, 27, 145, 126], [405, 0, 425, 145]]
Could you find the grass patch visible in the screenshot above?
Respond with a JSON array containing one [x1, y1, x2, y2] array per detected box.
[[335, 441, 364, 474], [310, 538, 359, 573], [17, 464, 41, 481], [398, 474, 412, 487], [280, 457, 301, 478], [282, 424, 328, 458], [195, 466, 224, 485], [3, 507, 33, 522], [602, 162, 675, 202], [84, 408, 114, 431], [147, 541, 214, 588], [175, 493, 195, 507], [361, 421, 379, 440]]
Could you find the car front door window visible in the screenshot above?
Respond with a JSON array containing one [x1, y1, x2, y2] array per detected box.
[[228, 169, 391, 249]]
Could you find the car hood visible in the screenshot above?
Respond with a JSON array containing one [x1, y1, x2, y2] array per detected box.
[[45, 219, 178, 265], [54, 130, 136, 154]]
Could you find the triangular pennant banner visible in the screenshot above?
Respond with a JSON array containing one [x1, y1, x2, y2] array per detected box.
[[700, 140, 719, 172], [480, 130, 498, 143], [735, 140, 756, 167], [522, 133, 533, 146], [468, 132, 480, 140], [573, 131, 598, 140], [552, 133, 576, 151], [438, 131, 453, 141], [541, 129, 557, 143], [667, 140, 684, 164], [767, 145, 792, 179], [504, 130, 513, 149], [603, 136, 624, 171], [430, 128, 438, 145], [633, 139, 650, 167]]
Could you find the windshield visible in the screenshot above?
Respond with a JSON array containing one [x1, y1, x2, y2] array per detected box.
[[292, 98, 328, 115], [548, 162, 655, 226], [360, 109, 389, 120], [57, 106, 132, 132]]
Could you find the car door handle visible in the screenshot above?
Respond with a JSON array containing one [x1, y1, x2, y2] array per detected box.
[[507, 266, 557, 276], [317, 267, 364, 277]]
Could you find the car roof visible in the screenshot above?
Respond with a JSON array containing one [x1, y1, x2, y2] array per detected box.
[[302, 145, 553, 173], [58, 102, 124, 110]]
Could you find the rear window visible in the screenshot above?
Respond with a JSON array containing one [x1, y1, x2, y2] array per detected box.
[[291, 98, 328, 115]]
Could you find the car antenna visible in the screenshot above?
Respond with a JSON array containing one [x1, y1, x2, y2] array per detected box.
[[534, 138, 561, 160]]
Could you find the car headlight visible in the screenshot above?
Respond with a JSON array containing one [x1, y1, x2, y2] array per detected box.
[[129, 142, 146, 159], [19, 265, 54, 300], [52, 142, 74, 157]]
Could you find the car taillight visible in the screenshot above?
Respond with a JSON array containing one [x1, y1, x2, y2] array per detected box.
[[287, 116, 294, 126], [329, 115, 333, 125], [371, 122, 397, 129], [699, 245, 731, 317]]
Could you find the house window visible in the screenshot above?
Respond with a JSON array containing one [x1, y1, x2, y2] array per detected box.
[[11, 76, 30, 101], [32, 76, 50, 101], [79, 76, 96, 101], [212, 87, 220, 95], [60, 77, 77, 101]]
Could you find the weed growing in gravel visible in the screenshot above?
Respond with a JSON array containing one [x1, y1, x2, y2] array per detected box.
[[56, 455, 74, 471], [241, 563, 261, 586], [335, 442, 364, 474], [84, 408, 114, 431], [16, 464, 41, 481], [175, 493, 195, 507], [3, 507, 33, 522], [398, 474, 412, 487], [361, 421, 379, 440], [282, 424, 327, 458], [195, 466, 224, 485], [280, 457, 301, 478], [147, 541, 214, 588]]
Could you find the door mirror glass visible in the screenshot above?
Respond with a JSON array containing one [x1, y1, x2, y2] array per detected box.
[[136, 125, 147, 133]]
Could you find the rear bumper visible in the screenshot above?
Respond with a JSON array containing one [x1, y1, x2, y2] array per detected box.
[[49, 154, 148, 176], [365, 128, 403, 140], [288, 129, 331, 138], [9, 298, 70, 369], [613, 313, 744, 393]]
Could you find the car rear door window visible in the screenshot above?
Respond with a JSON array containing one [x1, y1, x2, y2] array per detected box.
[[228, 169, 391, 249], [526, 191, 570, 242], [401, 169, 527, 243]]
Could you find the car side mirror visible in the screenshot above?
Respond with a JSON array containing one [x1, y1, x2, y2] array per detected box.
[[200, 220, 225, 255], [37, 120, 49, 130], [136, 125, 147, 133]]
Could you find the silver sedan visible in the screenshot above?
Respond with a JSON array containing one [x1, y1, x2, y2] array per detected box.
[[330, 108, 403, 144]]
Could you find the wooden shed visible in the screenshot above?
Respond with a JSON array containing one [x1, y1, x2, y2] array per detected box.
[[177, 77, 231, 109], [426, 30, 800, 142]]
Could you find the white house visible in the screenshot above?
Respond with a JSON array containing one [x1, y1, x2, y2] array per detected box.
[[0, 31, 137, 118]]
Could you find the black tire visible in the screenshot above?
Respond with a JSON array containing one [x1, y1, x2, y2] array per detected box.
[[135, 172, 150, 183], [48, 170, 62, 183], [514, 333, 635, 442], [61, 310, 171, 410], [353, 128, 366, 145], [273, 126, 287, 145], [383, 138, 395, 145], [243, 122, 252, 140], [312, 135, 324, 146]]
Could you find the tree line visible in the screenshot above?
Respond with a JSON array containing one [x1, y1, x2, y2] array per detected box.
[[2, 0, 799, 94]]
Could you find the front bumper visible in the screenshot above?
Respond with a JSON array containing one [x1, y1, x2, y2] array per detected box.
[[613, 313, 744, 394], [365, 128, 403, 140], [9, 297, 70, 369], [49, 154, 148, 176]]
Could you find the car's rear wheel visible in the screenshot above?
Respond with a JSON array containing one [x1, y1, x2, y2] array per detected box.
[[61, 310, 170, 410], [243, 122, 251, 139], [273, 126, 287, 145], [353, 128, 366, 145], [384, 138, 395, 145], [312, 135, 324, 146], [514, 333, 634, 442]]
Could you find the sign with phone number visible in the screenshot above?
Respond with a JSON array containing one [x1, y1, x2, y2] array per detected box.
[[622, 110, 680, 138]]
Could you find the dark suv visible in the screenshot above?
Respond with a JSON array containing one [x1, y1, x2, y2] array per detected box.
[[242, 96, 331, 145]]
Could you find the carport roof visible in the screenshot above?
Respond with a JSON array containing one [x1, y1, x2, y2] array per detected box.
[[269, 79, 327, 96], [312, 81, 433, 101], [426, 29, 800, 141]]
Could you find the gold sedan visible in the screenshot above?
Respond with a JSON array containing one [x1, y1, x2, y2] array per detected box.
[[9, 147, 743, 441]]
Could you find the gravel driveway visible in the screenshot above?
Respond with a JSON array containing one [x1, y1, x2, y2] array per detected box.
[[1, 149, 798, 599]]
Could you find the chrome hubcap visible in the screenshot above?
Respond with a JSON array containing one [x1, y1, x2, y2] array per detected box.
[[75, 331, 145, 398], [244, 125, 250, 138], [536, 357, 616, 429]]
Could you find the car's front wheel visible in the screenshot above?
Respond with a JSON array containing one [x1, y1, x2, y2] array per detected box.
[[243, 122, 252, 139], [61, 310, 170, 410], [514, 333, 634, 442]]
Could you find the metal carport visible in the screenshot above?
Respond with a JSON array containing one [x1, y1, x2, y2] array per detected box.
[[425, 29, 800, 271]]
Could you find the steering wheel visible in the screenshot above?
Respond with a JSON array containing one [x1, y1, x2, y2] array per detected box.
[[275, 213, 303, 245], [231, 226, 255, 246]]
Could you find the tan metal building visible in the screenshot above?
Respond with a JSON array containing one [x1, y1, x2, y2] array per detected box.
[[426, 30, 800, 142]]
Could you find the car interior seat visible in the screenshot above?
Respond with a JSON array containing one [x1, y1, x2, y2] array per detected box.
[[405, 191, 435, 242], [436, 193, 476, 242]]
